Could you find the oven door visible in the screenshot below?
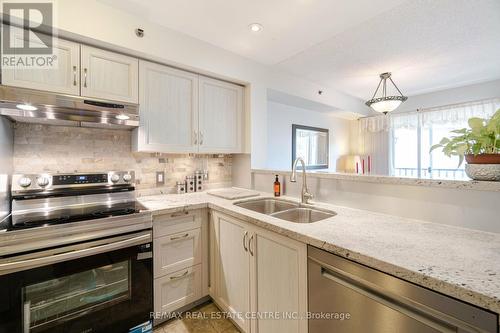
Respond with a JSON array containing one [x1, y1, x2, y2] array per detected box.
[[0, 230, 153, 333]]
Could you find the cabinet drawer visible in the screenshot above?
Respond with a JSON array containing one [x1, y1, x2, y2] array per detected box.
[[153, 210, 202, 238], [154, 228, 201, 277], [154, 265, 202, 314]]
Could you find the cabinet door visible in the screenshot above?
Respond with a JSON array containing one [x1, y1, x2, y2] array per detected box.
[[1, 27, 80, 95], [250, 228, 308, 333], [80, 45, 138, 103], [198, 76, 244, 153], [154, 265, 202, 314], [212, 212, 251, 332], [134, 61, 198, 153]]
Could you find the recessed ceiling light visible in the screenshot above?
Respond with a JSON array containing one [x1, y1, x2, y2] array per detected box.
[[16, 104, 37, 111], [248, 23, 263, 32], [115, 113, 130, 120]]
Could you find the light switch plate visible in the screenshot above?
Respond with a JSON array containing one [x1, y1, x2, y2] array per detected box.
[[156, 171, 165, 186]]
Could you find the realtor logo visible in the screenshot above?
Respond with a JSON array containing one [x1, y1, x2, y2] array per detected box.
[[1, 1, 56, 68]]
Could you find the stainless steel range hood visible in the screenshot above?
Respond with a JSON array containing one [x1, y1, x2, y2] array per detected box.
[[0, 85, 139, 129]]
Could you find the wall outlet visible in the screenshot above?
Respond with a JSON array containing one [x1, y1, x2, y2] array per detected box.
[[156, 171, 165, 186]]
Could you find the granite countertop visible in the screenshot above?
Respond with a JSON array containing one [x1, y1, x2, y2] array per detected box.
[[252, 168, 500, 192], [138, 190, 500, 316]]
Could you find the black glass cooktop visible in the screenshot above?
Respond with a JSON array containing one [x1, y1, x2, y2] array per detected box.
[[8, 201, 147, 231]]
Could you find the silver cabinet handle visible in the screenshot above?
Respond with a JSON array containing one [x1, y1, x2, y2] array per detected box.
[[170, 211, 189, 218], [0, 232, 151, 276], [248, 234, 254, 256], [73, 66, 77, 86], [170, 270, 189, 280], [200, 131, 204, 145], [243, 231, 248, 252], [170, 233, 189, 241], [83, 68, 88, 87], [193, 130, 198, 145]]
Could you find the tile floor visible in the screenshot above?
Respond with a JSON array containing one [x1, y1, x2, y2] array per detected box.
[[154, 302, 240, 333]]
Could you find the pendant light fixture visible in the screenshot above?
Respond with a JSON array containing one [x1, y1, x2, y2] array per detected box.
[[365, 72, 408, 114]]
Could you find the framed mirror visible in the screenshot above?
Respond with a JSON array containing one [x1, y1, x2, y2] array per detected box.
[[292, 124, 329, 170]]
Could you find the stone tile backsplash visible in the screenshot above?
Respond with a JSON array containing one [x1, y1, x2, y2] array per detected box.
[[13, 123, 232, 195]]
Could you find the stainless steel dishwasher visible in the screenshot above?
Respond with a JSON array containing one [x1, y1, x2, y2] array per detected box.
[[308, 246, 498, 333]]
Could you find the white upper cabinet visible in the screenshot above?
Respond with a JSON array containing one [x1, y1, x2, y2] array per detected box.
[[1, 28, 80, 95], [80, 45, 139, 103], [134, 61, 198, 153], [198, 76, 244, 153], [134, 64, 245, 154], [1, 31, 139, 104]]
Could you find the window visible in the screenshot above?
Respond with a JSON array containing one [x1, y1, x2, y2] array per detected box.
[[392, 121, 467, 179], [292, 124, 329, 169], [390, 99, 500, 180]]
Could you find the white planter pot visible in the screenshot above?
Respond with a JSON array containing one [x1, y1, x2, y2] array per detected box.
[[465, 163, 500, 181]]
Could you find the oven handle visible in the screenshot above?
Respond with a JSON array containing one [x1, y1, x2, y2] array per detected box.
[[0, 232, 151, 275]]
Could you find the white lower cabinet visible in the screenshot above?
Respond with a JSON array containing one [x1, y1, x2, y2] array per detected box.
[[211, 212, 252, 332], [252, 229, 308, 333], [153, 209, 208, 319], [154, 265, 202, 314], [211, 211, 308, 333]]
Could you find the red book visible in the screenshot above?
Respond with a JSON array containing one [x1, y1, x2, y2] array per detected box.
[[356, 162, 359, 174]]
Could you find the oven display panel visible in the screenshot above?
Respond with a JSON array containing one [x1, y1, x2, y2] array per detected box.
[[53, 174, 109, 185]]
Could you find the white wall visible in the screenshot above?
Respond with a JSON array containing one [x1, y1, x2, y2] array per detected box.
[[232, 154, 252, 189], [252, 170, 500, 233], [34, 0, 369, 170], [397, 79, 500, 113], [266, 101, 351, 172]]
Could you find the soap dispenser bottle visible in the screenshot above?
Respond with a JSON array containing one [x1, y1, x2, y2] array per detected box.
[[274, 175, 281, 197]]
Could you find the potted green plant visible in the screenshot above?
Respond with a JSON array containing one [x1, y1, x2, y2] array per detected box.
[[430, 109, 500, 181]]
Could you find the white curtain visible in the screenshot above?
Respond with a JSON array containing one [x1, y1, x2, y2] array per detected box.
[[360, 98, 500, 131], [420, 99, 500, 127], [353, 120, 390, 175]]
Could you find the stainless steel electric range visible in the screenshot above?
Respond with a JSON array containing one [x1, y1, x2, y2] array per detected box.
[[0, 171, 153, 333]]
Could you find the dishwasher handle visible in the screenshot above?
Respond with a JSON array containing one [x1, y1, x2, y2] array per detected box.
[[318, 263, 481, 333]]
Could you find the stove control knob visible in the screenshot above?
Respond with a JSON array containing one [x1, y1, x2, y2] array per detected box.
[[18, 177, 32, 188], [110, 174, 120, 183], [37, 177, 50, 187], [123, 174, 132, 182]]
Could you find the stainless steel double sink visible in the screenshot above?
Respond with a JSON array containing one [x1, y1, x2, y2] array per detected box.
[[234, 198, 336, 223]]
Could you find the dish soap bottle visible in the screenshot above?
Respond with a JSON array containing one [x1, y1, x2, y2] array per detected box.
[[274, 175, 281, 197]]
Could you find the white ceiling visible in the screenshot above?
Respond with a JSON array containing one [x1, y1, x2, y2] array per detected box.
[[276, 0, 500, 99], [97, 0, 407, 65], [99, 0, 500, 101]]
